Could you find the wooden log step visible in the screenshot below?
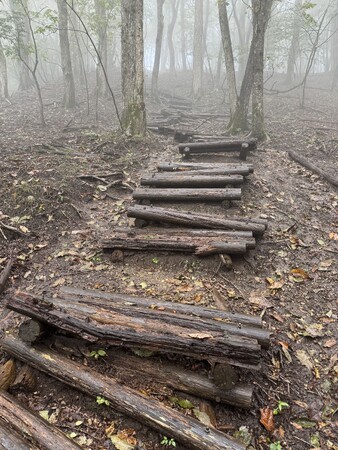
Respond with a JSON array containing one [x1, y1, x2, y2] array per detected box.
[[58, 288, 269, 347], [2, 336, 246, 450], [102, 235, 248, 256], [133, 188, 241, 202], [6, 292, 262, 369], [107, 348, 253, 408], [111, 226, 255, 244], [178, 139, 257, 152], [158, 161, 254, 174], [60, 286, 264, 328], [141, 173, 244, 188], [0, 390, 81, 450], [127, 205, 267, 235]]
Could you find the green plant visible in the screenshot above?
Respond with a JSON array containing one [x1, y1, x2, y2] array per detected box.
[[90, 349, 107, 360], [96, 396, 110, 406], [161, 436, 176, 447], [273, 401, 289, 415], [269, 442, 282, 450]]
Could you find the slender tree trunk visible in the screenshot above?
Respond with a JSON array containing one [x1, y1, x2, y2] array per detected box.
[[218, 0, 238, 117], [0, 41, 9, 99], [231, 0, 248, 80], [180, 0, 187, 71], [151, 0, 165, 99], [285, 0, 302, 84], [121, 0, 146, 136], [216, 41, 223, 87], [95, 0, 108, 97], [167, 0, 178, 73], [9, 0, 34, 91], [192, 0, 203, 98], [331, 4, 338, 90], [56, 0, 76, 108], [250, 0, 274, 140]]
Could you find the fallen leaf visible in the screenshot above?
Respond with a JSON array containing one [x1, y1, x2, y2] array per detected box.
[[292, 418, 317, 429], [260, 407, 275, 432], [249, 295, 273, 308], [296, 350, 314, 371], [290, 267, 311, 281], [323, 338, 336, 348], [193, 408, 212, 427], [302, 323, 324, 338], [52, 277, 66, 287]]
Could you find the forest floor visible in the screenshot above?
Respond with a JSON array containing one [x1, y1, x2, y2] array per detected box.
[[0, 74, 337, 450]]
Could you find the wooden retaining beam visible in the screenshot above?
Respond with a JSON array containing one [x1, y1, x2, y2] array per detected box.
[[0, 390, 81, 450], [178, 140, 257, 160], [133, 188, 241, 202], [0, 421, 31, 450], [2, 335, 245, 450], [127, 205, 267, 236], [140, 173, 244, 188], [60, 286, 264, 328], [158, 161, 254, 174], [6, 291, 262, 369]]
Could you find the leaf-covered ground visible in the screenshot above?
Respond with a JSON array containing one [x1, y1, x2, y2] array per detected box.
[[0, 74, 337, 450]]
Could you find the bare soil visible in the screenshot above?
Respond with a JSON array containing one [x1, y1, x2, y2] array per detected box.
[[0, 74, 337, 450]]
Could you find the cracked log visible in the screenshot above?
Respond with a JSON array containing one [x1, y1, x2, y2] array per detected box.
[[127, 205, 267, 235], [158, 161, 254, 174], [178, 140, 257, 160], [132, 188, 241, 202], [2, 335, 246, 450], [6, 292, 262, 369], [0, 421, 31, 450], [0, 390, 81, 450], [141, 173, 244, 188]]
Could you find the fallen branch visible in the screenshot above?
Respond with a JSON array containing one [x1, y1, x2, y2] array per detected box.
[[0, 221, 25, 237], [288, 150, 338, 188], [2, 335, 245, 450], [0, 256, 14, 294]]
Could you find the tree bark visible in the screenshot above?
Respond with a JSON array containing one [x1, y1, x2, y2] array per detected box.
[[132, 187, 241, 202], [192, 0, 203, 98], [95, 0, 108, 97], [218, 0, 238, 117], [167, 0, 178, 73], [140, 173, 244, 188], [180, 0, 187, 70], [2, 336, 246, 450], [121, 0, 146, 136], [151, 0, 165, 99], [0, 390, 81, 450], [0, 42, 9, 100], [250, 0, 274, 140], [127, 205, 267, 235], [286, 0, 302, 85], [56, 0, 76, 108], [0, 421, 31, 450]]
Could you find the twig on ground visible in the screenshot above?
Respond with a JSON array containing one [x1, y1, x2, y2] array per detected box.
[[218, 274, 247, 300], [0, 255, 15, 294], [0, 221, 25, 236]]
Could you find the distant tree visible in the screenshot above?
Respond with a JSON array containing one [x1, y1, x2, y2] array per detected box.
[[179, 0, 187, 71], [167, 0, 178, 73], [285, 0, 303, 85], [121, 0, 146, 135], [0, 41, 9, 99], [151, 0, 165, 99], [56, 0, 76, 108], [192, 0, 203, 98]]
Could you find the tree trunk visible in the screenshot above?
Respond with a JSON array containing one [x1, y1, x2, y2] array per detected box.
[[127, 205, 267, 235], [151, 0, 165, 99], [95, 0, 108, 97], [286, 0, 302, 85], [192, 0, 203, 98], [56, 0, 76, 108], [250, 0, 274, 140], [167, 0, 178, 73], [0, 421, 31, 450], [0, 390, 81, 450], [121, 0, 146, 136], [0, 42, 9, 100], [218, 0, 238, 117], [180, 0, 187, 71], [2, 336, 246, 450]]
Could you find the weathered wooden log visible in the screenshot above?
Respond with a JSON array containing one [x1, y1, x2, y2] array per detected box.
[[0, 390, 81, 450], [2, 336, 246, 450], [110, 227, 256, 248], [18, 319, 46, 344], [141, 173, 244, 188], [57, 289, 269, 347], [0, 359, 16, 391], [158, 161, 254, 174], [60, 286, 263, 328], [127, 205, 267, 235], [178, 140, 257, 152], [0, 421, 31, 450], [108, 348, 253, 408], [288, 149, 338, 188], [11, 364, 37, 393], [102, 235, 248, 256], [0, 257, 14, 295], [133, 188, 241, 202], [7, 292, 262, 369]]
